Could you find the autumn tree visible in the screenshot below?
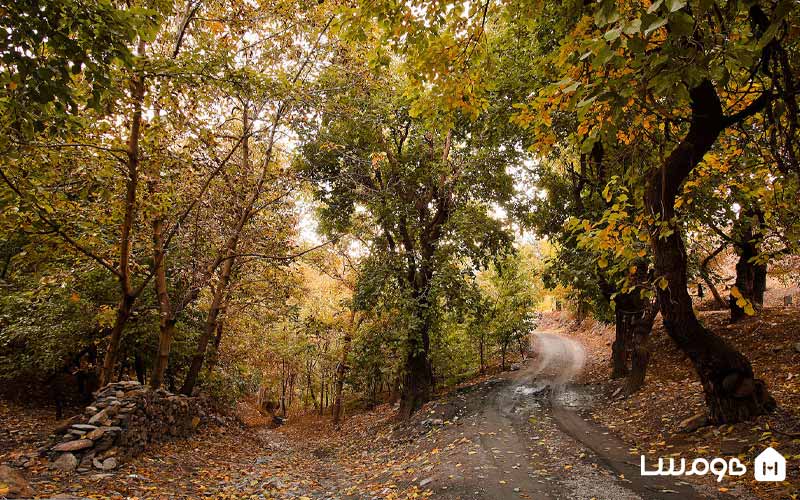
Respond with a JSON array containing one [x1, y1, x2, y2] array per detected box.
[[296, 48, 518, 417]]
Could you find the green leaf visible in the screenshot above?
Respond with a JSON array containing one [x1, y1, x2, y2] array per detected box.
[[604, 27, 622, 41], [623, 19, 642, 35], [643, 17, 668, 36], [669, 11, 694, 36], [665, 0, 687, 12], [647, 0, 664, 13], [594, 0, 619, 26]]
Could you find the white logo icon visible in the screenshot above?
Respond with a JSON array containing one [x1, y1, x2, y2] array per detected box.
[[754, 447, 786, 482]]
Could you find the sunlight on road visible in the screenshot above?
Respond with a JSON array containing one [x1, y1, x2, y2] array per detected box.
[[529, 332, 586, 386]]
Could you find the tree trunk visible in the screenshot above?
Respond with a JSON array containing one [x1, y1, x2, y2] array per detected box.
[[150, 216, 175, 390], [610, 296, 634, 378], [180, 102, 270, 395], [205, 319, 225, 374], [99, 41, 146, 387], [134, 353, 145, 384], [399, 305, 433, 417], [700, 243, 728, 309], [180, 255, 234, 394], [399, 292, 434, 419], [479, 333, 485, 374], [99, 295, 135, 386], [333, 311, 359, 426], [644, 80, 775, 424], [730, 209, 767, 322], [625, 301, 658, 394]]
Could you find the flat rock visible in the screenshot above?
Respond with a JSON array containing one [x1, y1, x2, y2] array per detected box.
[[51, 453, 78, 472], [794, 342, 800, 353], [70, 424, 98, 431], [85, 427, 107, 440], [0, 465, 36, 498], [52, 439, 94, 452], [88, 409, 110, 425], [101, 458, 118, 470]]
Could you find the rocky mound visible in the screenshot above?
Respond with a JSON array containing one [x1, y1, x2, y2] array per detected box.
[[44, 381, 203, 473]]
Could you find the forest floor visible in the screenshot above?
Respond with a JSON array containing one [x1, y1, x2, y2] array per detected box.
[[2, 305, 799, 499], [567, 305, 800, 500]]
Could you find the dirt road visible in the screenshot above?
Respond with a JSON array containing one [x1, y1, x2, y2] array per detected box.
[[409, 331, 733, 500]]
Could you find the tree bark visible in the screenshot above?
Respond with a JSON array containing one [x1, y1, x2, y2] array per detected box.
[[150, 215, 175, 389], [610, 297, 634, 379], [180, 255, 234, 394], [625, 300, 658, 394], [730, 209, 767, 322], [644, 79, 775, 423], [399, 327, 433, 419], [99, 40, 147, 387], [398, 266, 435, 418], [700, 243, 728, 309], [179, 102, 265, 395], [333, 310, 360, 426]]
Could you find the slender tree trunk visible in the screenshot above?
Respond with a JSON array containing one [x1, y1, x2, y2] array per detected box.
[[625, 301, 658, 394], [333, 311, 359, 426], [610, 297, 634, 379], [180, 256, 234, 394], [479, 333, 485, 374], [180, 103, 259, 395], [205, 319, 225, 374], [150, 216, 175, 389], [288, 372, 295, 410], [644, 80, 775, 423], [280, 359, 287, 417], [730, 209, 767, 322], [700, 243, 728, 309], [99, 41, 146, 386]]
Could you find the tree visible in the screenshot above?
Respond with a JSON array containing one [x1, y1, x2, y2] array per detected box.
[[296, 47, 517, 417]]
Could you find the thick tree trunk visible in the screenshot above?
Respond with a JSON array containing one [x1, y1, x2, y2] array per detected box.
[[399, 278, 434, 419], [399, 335, 433, 419], [645, 80, 775, 423]]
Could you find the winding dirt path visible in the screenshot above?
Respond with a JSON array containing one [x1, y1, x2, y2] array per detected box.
[[421, 331, 728, 500]]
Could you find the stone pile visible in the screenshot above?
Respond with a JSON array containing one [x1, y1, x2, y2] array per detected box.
[[44, 381, 203, 473]]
